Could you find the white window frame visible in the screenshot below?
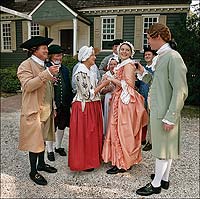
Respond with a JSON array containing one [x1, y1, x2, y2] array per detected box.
[[101, 15, 116, 50], [142, 14, 159, 48], [31, 22, 40, 37], [1, 21, 12, 52]]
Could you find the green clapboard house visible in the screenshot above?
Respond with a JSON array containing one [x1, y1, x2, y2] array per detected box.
[[0, 0, 191, 67]]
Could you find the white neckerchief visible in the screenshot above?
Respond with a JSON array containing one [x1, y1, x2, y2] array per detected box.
[[156, 43, 172, 55], [146, 55, 159, 72], [73, 63, 90, 76], [113, 52, 118, 58], [115, 58, 133, 71], [31, 55, 45, 66]]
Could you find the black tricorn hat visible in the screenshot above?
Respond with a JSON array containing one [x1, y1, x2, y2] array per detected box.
[[20, 36, 53, 50], [112, 39, 123, 46], [48, 44, 65, 54]]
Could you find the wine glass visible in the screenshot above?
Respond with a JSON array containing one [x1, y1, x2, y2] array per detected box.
[[133, 59, 141, 69], [53, 60, 61, 86]]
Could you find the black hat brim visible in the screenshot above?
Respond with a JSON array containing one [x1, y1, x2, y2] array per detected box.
[[20, 36, 53, 50]]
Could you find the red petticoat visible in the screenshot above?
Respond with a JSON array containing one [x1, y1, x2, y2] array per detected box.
[[68, 101, 103, 171]]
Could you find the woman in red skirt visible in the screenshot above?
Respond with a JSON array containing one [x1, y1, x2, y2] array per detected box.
[[68, 46, 110, 171]]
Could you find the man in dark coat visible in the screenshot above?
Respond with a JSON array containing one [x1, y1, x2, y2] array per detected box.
[[46, 44, 73, 161]]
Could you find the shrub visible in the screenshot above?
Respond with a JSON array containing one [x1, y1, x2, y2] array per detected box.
[[0, 66, 21, 93], [62, 55, 78, 81], [171, 13, 200, 106]]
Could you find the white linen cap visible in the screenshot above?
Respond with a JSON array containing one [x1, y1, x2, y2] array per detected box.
[[78, 46, 93, 62], [117, 41, 135, 58]]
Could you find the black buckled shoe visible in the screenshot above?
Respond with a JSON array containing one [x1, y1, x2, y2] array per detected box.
[[151, 174, 170, 189], [136, 183, 161, 196], [29, 172, 47, 186], [55, 148, 67, 156], [106, 166, 126, 174], [37, 164, 57, 173], [47, 152, 55, 161], [142, 142, 152, 151]]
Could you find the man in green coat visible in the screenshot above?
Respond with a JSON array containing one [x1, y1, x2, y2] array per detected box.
[[135, 23, 188, 196]]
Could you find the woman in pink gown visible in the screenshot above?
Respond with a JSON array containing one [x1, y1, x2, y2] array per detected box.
[[102, 41, 148, 174]]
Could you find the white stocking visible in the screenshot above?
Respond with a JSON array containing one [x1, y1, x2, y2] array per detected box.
[[151, 158, 168, 187], [46, 141, 54, 152], [162, 159, 172, 182], [55, 129, 64, 149]]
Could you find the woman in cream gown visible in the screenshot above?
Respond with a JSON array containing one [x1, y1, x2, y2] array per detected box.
[[102, 41, 148, 174]]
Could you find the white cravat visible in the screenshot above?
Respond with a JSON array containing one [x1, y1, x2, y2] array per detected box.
[[31, 55, 44, 66], [31, 55, 53, 77]]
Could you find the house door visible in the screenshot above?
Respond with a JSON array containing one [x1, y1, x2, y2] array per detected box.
[[60, 29, 73, 55]]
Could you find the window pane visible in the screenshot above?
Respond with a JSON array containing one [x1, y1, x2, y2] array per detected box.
[[2, 23, 11, 50], [31, 22, 40, 37], [101, 17, 115, 49], [143, 16, 158, 48]]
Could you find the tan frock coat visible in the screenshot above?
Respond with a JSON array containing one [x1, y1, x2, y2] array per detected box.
[[17, 58, 55, 153]]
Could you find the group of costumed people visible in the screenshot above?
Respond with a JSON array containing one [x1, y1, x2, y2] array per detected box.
[[17, 23, 188, 197]]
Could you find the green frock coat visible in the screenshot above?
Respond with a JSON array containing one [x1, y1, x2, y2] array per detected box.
[[143, 49, 188, 159]]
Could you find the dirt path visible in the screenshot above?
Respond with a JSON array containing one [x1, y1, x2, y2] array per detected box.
[[1, 94, 22, 113]]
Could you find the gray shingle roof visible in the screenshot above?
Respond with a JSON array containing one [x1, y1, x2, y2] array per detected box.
[[1, 0, 191, 13]]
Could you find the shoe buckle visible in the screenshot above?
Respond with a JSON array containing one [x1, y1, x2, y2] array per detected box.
[[35, 174, 41, 179]]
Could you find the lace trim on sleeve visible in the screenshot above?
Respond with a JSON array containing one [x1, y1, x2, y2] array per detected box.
[[120, 80, 130, 104]]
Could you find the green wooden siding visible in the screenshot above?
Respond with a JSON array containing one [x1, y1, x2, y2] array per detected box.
[[166, 13, 187, 32], [16, 20, 24, 52], [1, 20, 27, 67], [0, 52, 27, 67], [88, 16, 94, 46], [123, 15, 135, 44], [32, 1, 74, 22]]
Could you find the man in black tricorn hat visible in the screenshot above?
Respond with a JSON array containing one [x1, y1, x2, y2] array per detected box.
[[45, 44, 73, 161], [17, 36, 59, 186], [99, 39, 123, 76]]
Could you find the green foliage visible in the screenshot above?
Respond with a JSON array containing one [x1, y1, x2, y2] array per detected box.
[[0, 65, 21, 93], [62, 55, 78, 81], [171, 13, 200, 106]]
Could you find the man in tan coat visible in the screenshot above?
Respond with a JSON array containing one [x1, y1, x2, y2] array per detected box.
[[17, 36, 60, 185]]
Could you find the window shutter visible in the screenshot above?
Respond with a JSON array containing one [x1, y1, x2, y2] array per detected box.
[[94, 17, 101, 49], [10, 21, 16, 51], [39, 25, 45, 36], [134, 16, 143, 50], [22, 21, 29, 43], [159, 15, 167, 25], [116, 16, 123, 39]]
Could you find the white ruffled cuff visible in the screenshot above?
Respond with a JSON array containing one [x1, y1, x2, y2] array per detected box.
[[120, 80, 130, 104], [46, 67, 53, 77], [162, 119, 175, 125], [137, 68, 148, 80]]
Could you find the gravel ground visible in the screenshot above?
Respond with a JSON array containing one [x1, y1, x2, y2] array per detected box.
[[0, 95, 199, 198]]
